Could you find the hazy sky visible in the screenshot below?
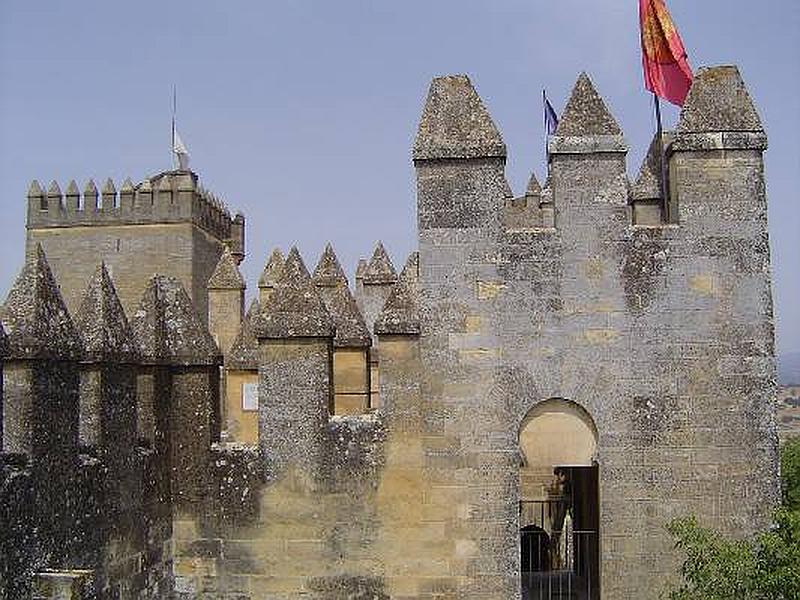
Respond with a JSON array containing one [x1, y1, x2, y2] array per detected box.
[[1, 1, 798, 355]]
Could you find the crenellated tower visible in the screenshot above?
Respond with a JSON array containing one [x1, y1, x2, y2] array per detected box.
[[25, 170, 245, 325]]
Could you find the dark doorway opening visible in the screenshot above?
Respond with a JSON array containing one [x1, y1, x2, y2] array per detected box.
[[520, 465, 599, 600]]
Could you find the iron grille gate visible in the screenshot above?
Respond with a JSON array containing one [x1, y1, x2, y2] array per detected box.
[[519, 500, 599, 600]]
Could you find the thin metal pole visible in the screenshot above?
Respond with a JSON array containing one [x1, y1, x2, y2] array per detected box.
[[172, 85, 177, 169], [653, 93, 669, 221]]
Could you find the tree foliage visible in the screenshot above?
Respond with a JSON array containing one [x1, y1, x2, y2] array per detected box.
[[665, 437, 800, 599]]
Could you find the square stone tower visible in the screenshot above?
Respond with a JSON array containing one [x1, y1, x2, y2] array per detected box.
[[25, 170, 245, 324]]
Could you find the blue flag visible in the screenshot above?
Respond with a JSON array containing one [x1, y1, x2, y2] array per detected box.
[[543, 90, 559, 135]]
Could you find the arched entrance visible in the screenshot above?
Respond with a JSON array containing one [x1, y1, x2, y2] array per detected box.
[[519, 400, 599, 600]]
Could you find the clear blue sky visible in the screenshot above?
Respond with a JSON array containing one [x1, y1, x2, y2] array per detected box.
[[1, 1, 798, 356]]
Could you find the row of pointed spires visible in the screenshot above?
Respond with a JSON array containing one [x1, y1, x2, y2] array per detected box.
[[223, 242, 419, 369], [413, 66, 764, 162], [0, 245, 219, 365]]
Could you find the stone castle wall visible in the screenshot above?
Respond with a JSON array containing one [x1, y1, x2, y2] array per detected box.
[[0, 63, 780, 600]]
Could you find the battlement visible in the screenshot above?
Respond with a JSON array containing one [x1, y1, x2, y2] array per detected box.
[[26, 170, 245, 255]]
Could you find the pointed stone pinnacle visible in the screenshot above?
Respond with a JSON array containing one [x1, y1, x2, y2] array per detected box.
[[399, 252, 420, 284], [413, 74, 506, 161], [312, 243, 348, 287], [0, 245, 83, 360], [101, 178, 116, 195], [120, 178, 134, 193], [678, 65, 764, 134], [355, 259, 368, 280], [65, 180, 80, 196], [130, 275, 221, 366], [28, 180, 44, 197], [74, 263, 139, 362], [258, 248, 285, 289], [255, 247, 334, 339], [317, 280, 371, 348], [364, 242, 397, 285], [632, 132, 675, 200], [526, 172, 542, 197], [227, 299, 260, 370], [208, 247, 246, 290], [47, 180, 62, 197], [84, 179, 98, 196], [557, 72, 622, 136], [374, 279, 420, 336]]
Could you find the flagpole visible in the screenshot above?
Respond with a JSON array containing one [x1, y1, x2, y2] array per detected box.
[[172, 85, 177, 170], [543, 90, 549, 165], [653, 93, 669, 221]]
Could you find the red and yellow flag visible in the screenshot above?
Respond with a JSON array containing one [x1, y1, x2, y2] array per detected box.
[[639, 0, 693, 106]]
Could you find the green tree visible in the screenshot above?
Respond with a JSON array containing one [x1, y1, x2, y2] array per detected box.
[[782, 436, 800, 511], [665, 437, 800, 599]]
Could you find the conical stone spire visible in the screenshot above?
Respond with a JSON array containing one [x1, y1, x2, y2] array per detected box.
[[556, 72, 622, 137], [312, 243, 348, 287], [258, 248, 285, 290], [311, 245, 370, 348], [74, 263, 139, 363], [0, 245, 83, 360], [526, 172, 542, 197], [364, 242, 397, 285], [374, 279, 420, 336], [255, 247, 334, 339], [227, 299, 260, 370], [677, 65, 764, 134], [413, 75, 506, 161], [632, 132, 675, 200], [399, 251, 420, 284], [130, 275, 221, 365], [208, 247, 246, 290]]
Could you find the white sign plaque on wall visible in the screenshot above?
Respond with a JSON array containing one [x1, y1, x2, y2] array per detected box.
[[242, 382, 258, 411]]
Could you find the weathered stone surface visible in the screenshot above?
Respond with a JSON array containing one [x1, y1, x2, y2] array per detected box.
[[556, 72, 622, 136], [255, 247, 334, 339], [374, 279, 420, 336], [227, 299, 260, 370], [258, 248, 284, 289], [632, 131, 675, 200], [73, 263, 139, 363], [313, 245, 371, 348], [678, 65, 764, 133], [413, 74, 506, 161], [399, 251, 419, 283], [0, 245, 82, 360], [130, 274, 221, 365], [207, 247, 245, 290], [312, 243, 348, 287], [363, 241, 397, 285], [525, 171, 541, 197]]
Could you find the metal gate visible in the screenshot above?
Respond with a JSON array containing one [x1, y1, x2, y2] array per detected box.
[[519, 482, 599, 599]]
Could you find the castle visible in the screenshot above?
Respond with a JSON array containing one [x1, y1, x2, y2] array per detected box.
[[0, 65, 779, 600]]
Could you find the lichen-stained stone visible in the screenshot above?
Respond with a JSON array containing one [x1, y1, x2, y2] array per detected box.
[[207, 247, 246, 290], [413, 74, 506, 161], [398, 251, 419, 284], [258, 247, 284, 291], [73, 263, 139, 364], [227, 298, 260, 370], [678, 65, 764, 134], [363, 241, 397, 285], [313, 244, 371, 348], [374, 279, 420, 336], [632, 131, 676, 201], [556, 72, 622, 137], [130, 274, 221, 366], [255, 247, 334, 339], [312, 242, 348, 287], [0, 244, 83, 361]]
